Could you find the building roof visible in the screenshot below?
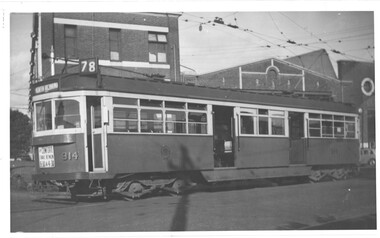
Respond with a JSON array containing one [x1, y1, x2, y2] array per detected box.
[[284, 49, 337, 80]]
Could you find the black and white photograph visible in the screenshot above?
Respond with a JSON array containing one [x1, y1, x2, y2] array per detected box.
[[4, 0, 378, 236]]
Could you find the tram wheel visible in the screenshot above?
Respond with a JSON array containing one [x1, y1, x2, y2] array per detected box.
[[172, 179, 187, 194], [128, 182, 144, 194]]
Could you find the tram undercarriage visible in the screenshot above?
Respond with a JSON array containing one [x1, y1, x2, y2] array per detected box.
[[29, 164, 358, 202]]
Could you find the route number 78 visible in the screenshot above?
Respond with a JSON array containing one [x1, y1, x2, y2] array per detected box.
[[79, 58, 98, 75]]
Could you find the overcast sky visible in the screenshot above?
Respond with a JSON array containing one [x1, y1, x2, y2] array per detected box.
[[7, 8, 376, 115]]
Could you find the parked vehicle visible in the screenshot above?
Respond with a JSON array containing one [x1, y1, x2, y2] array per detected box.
[[359, 148, 376, 167]]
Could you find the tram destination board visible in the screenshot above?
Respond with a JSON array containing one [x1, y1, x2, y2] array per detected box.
[[38, 145, 55, 168]]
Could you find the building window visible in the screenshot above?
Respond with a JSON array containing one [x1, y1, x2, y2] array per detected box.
[[148, 32, 167, 63], [64, 25, 77, 58], [109, 28, 121, 61]]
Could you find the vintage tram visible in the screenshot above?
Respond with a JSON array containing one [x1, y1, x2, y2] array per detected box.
[[31, 60, 360, 199]]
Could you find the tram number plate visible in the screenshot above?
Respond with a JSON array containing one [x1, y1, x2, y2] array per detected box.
[[39, 146, 55, 168]]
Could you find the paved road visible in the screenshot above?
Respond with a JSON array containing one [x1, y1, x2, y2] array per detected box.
[[11, 177, 376, 232]]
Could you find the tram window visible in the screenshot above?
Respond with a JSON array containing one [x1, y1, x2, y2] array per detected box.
[[166, 111, 186, 133], [36, 101, 52, 131], [140, 99, 163, 107], [113, 108, 138, 132], [334, 115, 344, 121], [271, 117, 285, 135], [334, 121, 344, 138], [93, 105, 102, 129], [165, 101, 186, 109], [270, 110, 285, 117], [322, 114, 333, 120], [140, 109, 163, 133], [241, 109, 257, 114], [345, 122, 356, 138], [309, 120, 321, 137], [55, 100, 80, 129], [259, 109, 268, 115], [240, 116, 254, 134], [322, 121, 333, 137], [188, 103, 207, 111], [259, 117, 269, 135], [309, 113, 321, 119], [345, 116, 355, 121], [114, 120, 138, 132], [113, 97, 138, 106], [188, 112, 207, 134]]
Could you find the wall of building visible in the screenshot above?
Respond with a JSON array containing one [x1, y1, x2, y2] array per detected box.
[[338, 60, 375, 147], [189, 59, 340, 101], [39, 12, 181, 81]]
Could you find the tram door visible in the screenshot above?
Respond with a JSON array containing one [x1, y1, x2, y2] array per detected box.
[[87, 97, 108, 172], [213, 106, 235, 168], [288, 112, 306, 164]]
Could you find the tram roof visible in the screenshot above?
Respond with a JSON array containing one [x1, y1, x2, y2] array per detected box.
[[32, 74, 356, 114]]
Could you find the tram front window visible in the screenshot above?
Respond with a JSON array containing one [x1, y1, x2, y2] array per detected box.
[[55, 99, 81, 129], [36, 101, 52, 131]]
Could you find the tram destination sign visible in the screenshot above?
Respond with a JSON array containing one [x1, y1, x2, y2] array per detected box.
[[35, 82, 58, 94], [39, 145, 55, 168]]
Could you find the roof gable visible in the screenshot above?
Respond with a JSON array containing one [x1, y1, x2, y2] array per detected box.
[[284, 49, 337, 79]]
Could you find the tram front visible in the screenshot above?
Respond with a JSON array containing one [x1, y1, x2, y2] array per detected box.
[[31, 79, 89, 185]]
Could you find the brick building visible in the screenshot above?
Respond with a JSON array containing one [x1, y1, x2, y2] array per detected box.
[[338, 60, 375, 148], [33, 12, 181, 81], [183, 50, 375, 149]]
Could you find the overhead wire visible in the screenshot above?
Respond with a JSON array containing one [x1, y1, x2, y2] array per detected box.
[[180, 12, 374, 64], [278, 12, 373, 63]]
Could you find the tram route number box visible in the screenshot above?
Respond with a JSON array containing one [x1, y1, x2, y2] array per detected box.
[[79, 58, 99, 75]]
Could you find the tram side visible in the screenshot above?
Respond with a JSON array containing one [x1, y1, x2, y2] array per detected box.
[[31, 74, 359, 198]]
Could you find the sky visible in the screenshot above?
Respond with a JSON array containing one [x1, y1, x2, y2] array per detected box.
[[6, 3, 377, 116]]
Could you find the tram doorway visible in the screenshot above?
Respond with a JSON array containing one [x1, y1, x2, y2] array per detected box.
[[288, 112, 306, 164], [86, 97, 107, 172], [213, 106, 235, 168]]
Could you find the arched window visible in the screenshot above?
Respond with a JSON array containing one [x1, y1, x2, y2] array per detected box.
[[267, 69, 278, 81]]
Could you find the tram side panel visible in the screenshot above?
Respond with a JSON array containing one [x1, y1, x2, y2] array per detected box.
[[33, 133, 87, 180], [107, 134, 214, 173], [235, 137, 290, 168], [306, 139, 359, 166]]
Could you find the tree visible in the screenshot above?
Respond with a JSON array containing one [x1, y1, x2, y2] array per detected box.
[[10, 109, 32, 159]]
